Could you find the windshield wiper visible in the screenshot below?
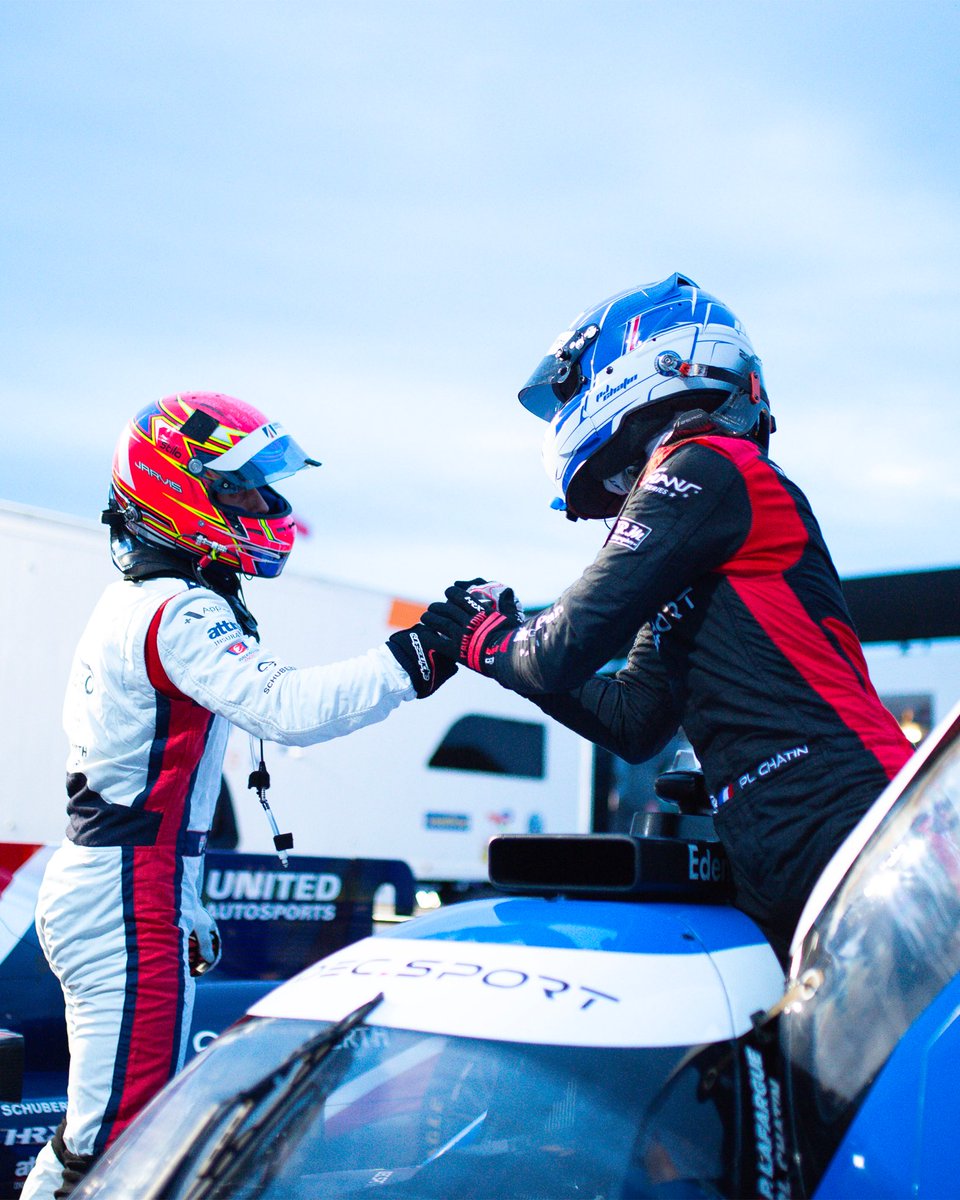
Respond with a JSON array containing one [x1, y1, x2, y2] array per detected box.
[[162, 993, 384, 1200]]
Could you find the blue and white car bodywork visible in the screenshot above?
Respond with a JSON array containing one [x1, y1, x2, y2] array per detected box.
[[263, 899, 782, 1053], [9, 700, 960, 1198], [73, 886, 783, 1199], [65, 804, 785, 1199]]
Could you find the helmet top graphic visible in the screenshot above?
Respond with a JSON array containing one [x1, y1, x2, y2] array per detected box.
[[109, 391, 318, 578], [520, 273, 772, 519]]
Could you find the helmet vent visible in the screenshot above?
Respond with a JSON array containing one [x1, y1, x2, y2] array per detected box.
[[180, 409, 219, 442]]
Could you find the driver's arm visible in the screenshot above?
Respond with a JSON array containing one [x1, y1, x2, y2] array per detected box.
[[525, 624, 683, 764], [490, 440, 750, 695], [155, 590, 415, 746]]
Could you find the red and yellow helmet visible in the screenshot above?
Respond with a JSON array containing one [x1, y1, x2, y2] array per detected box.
[[110, 392, 318, 578]]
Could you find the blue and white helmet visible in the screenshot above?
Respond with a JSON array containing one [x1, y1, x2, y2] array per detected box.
[[519, 273, 772, 519]]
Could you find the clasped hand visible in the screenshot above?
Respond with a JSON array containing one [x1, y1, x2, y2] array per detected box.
[[421, 578, 524, 675], [387, 578, 523, 695]]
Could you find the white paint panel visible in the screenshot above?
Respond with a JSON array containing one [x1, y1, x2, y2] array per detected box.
[[250, 935, 784, 1048]]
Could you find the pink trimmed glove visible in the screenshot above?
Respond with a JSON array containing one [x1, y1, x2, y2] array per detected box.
[[422, 579, 524, 676]]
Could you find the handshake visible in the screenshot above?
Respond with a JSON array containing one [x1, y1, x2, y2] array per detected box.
[[386, 578, 524, 698]]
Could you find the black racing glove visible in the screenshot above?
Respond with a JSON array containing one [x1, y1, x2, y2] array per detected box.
[[421, 579, 524, 676], [387, 623, 458, 698]]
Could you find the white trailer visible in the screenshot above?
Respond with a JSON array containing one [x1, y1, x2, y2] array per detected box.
[[0, 501, 590, 884], [4, 500, 954, 881]]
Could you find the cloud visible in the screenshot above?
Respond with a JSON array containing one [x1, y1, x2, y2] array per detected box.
[[2, 0, 957, 598]]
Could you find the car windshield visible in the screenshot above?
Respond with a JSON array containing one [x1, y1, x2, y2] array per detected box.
[[84, 1015, 700, 1199], [781, 707, 960, 1184]]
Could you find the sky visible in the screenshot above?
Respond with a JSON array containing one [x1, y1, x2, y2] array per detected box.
[[2, 0, 958, 607]]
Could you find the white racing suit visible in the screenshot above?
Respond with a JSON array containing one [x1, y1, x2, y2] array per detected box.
[[23, 576, 414, 1198]]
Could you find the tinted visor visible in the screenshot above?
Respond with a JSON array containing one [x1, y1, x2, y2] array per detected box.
[[209, 422, 318, 490], [518, 324, 600, 421]]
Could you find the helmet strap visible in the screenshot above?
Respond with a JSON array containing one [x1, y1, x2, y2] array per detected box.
[[193, 556, 260, 641], [667, 367, 772, 448], [104, 492, 260, 638], [105, 499, 199, 583]]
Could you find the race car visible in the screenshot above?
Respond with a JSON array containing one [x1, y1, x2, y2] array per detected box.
[[10, 698, 960, 1197], [63, 787, 789, 1198]]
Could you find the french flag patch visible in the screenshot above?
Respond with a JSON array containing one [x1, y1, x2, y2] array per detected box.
[[623, 315, 643, 355], [608, 518, 652, 552], [711, 785, 733, 812]]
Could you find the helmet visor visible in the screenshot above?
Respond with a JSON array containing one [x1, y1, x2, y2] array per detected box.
[[518, 355, 572, 421], [209, 422, 318, 490], [518, 324, 600, 421]]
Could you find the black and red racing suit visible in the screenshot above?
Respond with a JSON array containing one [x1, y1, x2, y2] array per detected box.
[[487, 433, 913, 955]]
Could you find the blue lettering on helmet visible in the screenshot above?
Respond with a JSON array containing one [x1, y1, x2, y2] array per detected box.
[[593, 374, 639, 406]]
